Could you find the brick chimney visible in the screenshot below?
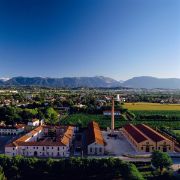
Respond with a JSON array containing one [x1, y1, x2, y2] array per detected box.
[[111, 97, 114, 134]]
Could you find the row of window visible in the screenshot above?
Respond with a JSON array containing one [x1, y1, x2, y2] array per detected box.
[[29, 146, 66, 150], [89, 147, 102, 153]]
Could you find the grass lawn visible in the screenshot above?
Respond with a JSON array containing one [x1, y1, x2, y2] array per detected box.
[[124, 102, 180, 111]]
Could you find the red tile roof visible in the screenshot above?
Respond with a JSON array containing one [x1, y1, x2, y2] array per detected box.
[[87, 121, 105, 145], [123, 124, 148, 143], [136, 124, 166, 142], [6, 125, 74, 147]]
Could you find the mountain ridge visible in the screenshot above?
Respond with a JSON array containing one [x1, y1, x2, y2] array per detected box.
[[0, 76, 180, 89]]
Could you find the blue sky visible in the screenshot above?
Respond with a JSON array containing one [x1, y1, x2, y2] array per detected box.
[[0, 0, 179, 80]]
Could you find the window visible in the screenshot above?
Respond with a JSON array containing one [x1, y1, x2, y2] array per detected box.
[[58, 147, 59, 151], [43, 147, 44, 150], [141, 147, 143, 150], [34, 147, 35, 149], [99, 148, 102, 153], [52, 147, 53, 149], [13, 148, 15, 150], [90, 148, 92, 152]]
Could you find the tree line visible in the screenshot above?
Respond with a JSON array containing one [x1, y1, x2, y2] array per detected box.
[[0, 155, 144, 180]]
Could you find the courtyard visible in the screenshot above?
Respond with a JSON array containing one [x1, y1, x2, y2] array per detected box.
[[102, 130, 136, 156]]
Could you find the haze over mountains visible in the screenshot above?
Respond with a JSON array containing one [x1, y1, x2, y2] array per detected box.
[[0, 76, 180, 89]]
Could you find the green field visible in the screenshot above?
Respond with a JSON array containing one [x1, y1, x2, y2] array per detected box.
[[61, 113, 180, 129], [173, 130, 180, 135], [124, 102, 180, 111], [60, 103, 180, 130]]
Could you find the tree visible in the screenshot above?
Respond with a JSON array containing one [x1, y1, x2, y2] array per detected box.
[[0, 166, 6, 180], [45, 107, 58, 125], [151, 150, 173, 175]]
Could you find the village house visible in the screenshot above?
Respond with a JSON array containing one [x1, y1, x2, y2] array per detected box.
[[103, 110, 121, 116], [27, 119, 40, 127]]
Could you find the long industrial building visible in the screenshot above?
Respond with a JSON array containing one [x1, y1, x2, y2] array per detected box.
[[5, 125, 75, 157], [122, 124, 174, 152]]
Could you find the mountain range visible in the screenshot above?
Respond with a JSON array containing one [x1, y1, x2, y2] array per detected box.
[[1, 76, 180, 89]]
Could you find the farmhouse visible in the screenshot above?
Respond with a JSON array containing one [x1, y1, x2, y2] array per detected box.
[[122, 124, 174, 152], [27, 119, 40, 127], [86, 121, 105, 155], [5, 125, 75, 157], [103, 110, 121, 116], [0, 124, 25, 135]]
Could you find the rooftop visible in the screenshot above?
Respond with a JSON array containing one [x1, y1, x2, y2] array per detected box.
[[123, 124, 148, 143], [135, 124, 168, 142], [6, 125, 74, 147], [86, 121, 105, 146]]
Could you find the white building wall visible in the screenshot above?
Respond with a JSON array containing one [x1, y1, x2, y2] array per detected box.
[[5, 145, 70, 157], [28, 120, 40, 127], [0, 127, 24, 135], [88, 143, 104, 155]]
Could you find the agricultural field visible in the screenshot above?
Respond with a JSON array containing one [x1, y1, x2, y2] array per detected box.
[[173, 130, 180, 135], [61, 113, 180, 129], [61, 102, 180, 130], [124, 102, 180, 111]]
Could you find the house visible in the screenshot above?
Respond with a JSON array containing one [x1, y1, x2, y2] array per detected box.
[[122, 124, 174, 152], [103, 110, 121, 116], [28, 119, 40, 127], [86, 121, 105, 155], [5, 125, 75, 157], [0, 124, 25, 135]]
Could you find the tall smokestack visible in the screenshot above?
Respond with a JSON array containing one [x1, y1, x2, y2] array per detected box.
[[111, 97, 114, 134]]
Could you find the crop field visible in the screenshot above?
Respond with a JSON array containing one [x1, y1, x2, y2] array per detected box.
[[124, 102, 180, 111], [61, 113, 180, 129], [173, 130, 180, 135]]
